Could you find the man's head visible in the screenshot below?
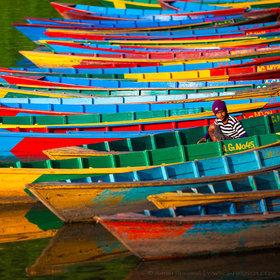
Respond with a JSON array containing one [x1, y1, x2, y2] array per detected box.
[[212, 100, 228, 121]]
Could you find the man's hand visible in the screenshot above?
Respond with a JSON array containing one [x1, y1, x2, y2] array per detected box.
[[197, 137, 206, 144]]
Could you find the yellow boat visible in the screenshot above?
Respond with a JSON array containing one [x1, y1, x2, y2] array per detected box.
[[0, 165, 156, 205], [102, 0, 161, 9], [109, 37, 278, 46], [26, 223, 128, 277], [148, 189, 280, 209], [19, 44, 280, 68], [0, 102, 272, 204], [0, 203, 57, 243], [124, 63, 280, 82], [0, 87, 87, 98]]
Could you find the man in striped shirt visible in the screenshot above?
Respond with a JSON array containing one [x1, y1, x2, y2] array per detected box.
[[198, 100, 247, 143]]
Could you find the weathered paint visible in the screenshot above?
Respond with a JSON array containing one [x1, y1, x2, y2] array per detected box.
[[102, 220, 194, 240], [92, 185, 196, 205], [184, 220, 263, 236], [0, 165, 154, 204], [98, 213, 280, 259], [27, 158, 280, 222]]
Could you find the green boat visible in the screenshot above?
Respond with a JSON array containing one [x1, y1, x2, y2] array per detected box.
[[67, 113, 280, 154], [1, 83, 273, 99], [1, 118, 279, 204]]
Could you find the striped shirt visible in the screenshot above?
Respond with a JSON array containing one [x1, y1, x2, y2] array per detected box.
[[214, 115, 246, 139]]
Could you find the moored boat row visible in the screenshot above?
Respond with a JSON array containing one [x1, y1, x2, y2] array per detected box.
[[1, 0, 280, 267]]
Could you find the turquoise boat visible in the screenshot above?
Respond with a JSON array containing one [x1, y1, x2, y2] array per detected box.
[[26, 144, 280, 222], [97, 192, 280, 260]]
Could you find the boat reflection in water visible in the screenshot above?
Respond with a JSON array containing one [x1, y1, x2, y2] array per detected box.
[[27, 222, 128, 276], [0, 203, 61, 243], [127, 250, 280, 280], [1, 203, 280, 279]]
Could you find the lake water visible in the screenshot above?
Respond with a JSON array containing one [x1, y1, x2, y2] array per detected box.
[[0, 0, 93, 67], [0, 1, 280, 279], [1, 203, 280, 279]]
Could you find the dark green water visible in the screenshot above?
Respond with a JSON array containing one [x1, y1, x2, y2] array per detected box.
[[0, 0, 94, 67], [1, 203, 280, 280], [1, 1, 280, 279]]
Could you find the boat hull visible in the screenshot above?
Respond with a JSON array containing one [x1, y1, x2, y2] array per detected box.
[[99, 215, 280, 260]]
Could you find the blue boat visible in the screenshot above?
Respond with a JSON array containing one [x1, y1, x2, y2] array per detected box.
[[1, 95, 279, 114], [3, 57, 268, 74], [26, 144, 280, 221], [97, 192, 280, 260], [2, 74, 279, 89], [14, 20, 279, 42]]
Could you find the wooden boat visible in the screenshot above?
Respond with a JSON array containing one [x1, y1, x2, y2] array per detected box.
[[1, 92, 279, 116], [40, 111, 279, 157], [0, 130, 160, 161], [0, 106, 213, 125], [4, 56, 280, 80], [97, 193, 280, 260], [51, 2, 279, 20], [0, 80, 278, 100], [214, 0, 280, 9], [0, 87, 87, 98], [0, 203, 59, 243], [2, 101, 278, 126], [40, 23, 279, 43], [17, 44, 280, 68], [164, 0, 280, 9], [91, 37, 280, 48], [20, 12, 272, 41], [148, 184, 280, 208], [26, 144, 280, 222], [2, 78, 275, 96], [19, 14, 247, 34], [91, 0, 161, 9], [0, 106, 79, 117], [15, 19, 280, 42], [50, 2, 246, 20], [3, 69, 280, 89], [42, 38, 280, 55], [1, 88, 279, 114], [2, 59, 280, 84], [94, 0, 159, 8], [85, 113, 279, 154], [22, 14, 279, 41], [25, 14, 270, 31], [6, 56, 278, 76], [26, 223, 127, 277], [0, 102, 270, 133], [0, 110, 277, 160], [44, 134, 278, 160], [0, 159, 157, 204], [2, 109, 278, 159], [4, 72, 278, 92]]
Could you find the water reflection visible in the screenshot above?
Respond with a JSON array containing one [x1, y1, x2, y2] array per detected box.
[[127, 250, 280, 280], [27, 222, 128, 277], [0, 203, 62, 279], [1, 202, 280, 279], [0, 203, 59, 243]]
